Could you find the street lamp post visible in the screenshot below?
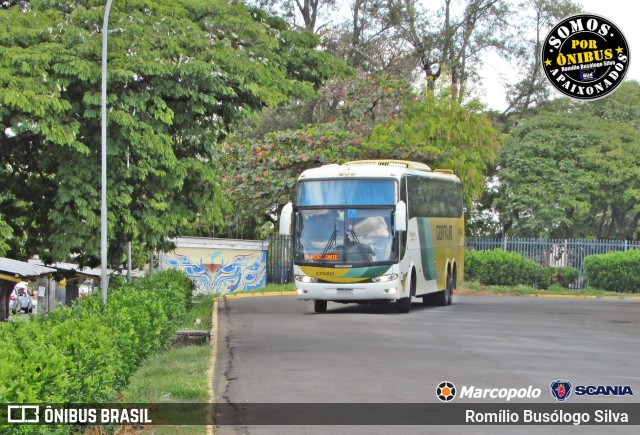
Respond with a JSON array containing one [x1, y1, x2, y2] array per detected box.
[[100, 0, 114, 304]]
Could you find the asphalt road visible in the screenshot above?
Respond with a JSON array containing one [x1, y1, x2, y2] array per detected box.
[[215, 294, 640, 434]]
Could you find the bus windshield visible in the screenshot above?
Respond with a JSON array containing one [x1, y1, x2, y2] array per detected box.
[[297, 179, 396, 206], [294, 208, 398, 266]]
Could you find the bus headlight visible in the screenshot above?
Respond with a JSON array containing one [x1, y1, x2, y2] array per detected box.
[[371, 273, 398, 283], [295, 275, 318, 283]]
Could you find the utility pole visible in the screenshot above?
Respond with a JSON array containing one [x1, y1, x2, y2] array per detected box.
[[100, 0, 114, 304]]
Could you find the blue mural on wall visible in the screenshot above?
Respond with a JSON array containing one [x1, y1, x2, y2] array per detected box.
[[161, 249, 267, 295]]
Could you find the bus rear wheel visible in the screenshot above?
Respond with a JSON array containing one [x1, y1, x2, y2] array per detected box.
[[314, 300, 327, 313], [435, 273, 454, 306]]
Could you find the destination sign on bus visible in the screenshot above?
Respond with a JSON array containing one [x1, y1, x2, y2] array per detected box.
[[304, 254, 339, 261]]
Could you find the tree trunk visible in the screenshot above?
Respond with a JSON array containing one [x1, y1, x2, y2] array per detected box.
[[0, 280, 12, 322]]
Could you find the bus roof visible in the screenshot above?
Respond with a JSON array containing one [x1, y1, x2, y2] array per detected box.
[[344, 160, 431, 171], [299, 160, 460, 182]]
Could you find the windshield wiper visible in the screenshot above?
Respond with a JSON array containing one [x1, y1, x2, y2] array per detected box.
[[318, 228, 338, 265], [349, 230, 372, 266]]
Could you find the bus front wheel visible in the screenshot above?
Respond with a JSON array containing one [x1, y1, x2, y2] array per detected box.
[[397, 274, 414, 313], [396, 297, 411, 313], [314, 300, 327, 313]]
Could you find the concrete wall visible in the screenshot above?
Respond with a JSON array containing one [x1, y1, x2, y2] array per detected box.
[[160, 237, 268, 295]]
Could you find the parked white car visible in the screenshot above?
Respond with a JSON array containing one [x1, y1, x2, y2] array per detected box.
[[79, 279, 95, 294], [9, 282, 33, 314]]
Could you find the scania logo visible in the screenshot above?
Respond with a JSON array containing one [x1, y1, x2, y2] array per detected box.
[[550, 380, 634, 401], [576, 385, 634, 396], [550, 379, 572, 402]]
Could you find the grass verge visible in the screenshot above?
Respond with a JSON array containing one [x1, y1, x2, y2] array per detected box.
[[120, 345, 210, 435], [121, 297, 214, 435], [459, 280, 638, 298], [182, 294, 216, 330], [123, 344, 210, 402], [223, 282, 295, 296]]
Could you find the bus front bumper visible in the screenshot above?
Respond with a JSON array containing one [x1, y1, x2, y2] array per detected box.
[[295, 279, 405, 301]]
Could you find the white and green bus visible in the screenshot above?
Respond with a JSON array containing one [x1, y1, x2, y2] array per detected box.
[[279, 160, 464, 313]]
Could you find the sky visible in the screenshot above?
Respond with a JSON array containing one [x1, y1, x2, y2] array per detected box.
[[479, 0, 639, 110]]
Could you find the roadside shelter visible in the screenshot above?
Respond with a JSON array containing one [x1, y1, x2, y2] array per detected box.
[[29, 261, 103, 307]]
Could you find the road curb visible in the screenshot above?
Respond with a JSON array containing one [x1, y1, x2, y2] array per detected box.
[[206, 298, 218, 435], [458, 291, 640, 300], [523, 293, 640, 300]]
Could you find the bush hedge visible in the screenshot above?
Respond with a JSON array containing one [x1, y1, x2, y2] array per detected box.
[[547, 266, 580, 288], [465, 249, 551, 289], [0, 269, 194, 406], [584, 250, 640, 292]]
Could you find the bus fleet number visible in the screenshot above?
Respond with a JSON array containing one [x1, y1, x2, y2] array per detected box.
[[316, 271, 335, 277]]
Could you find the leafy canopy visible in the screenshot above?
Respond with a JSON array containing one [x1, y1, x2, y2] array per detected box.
[[222, 76, 501, 239], [0, 0, 347, 263], [495, 81, 640, 239]]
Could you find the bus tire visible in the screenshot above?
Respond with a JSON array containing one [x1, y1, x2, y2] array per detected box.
[[447, 272, 455, 306], [314, 300, 327, 313], [396, 297, 411, 313], [398, 271, 415, 313], [435, 273, 454, 306]]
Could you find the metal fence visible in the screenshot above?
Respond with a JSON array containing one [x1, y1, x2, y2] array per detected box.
[[267, 235, 293, 284], [467, 237, 640, 288], [266, 235, 640, 288]]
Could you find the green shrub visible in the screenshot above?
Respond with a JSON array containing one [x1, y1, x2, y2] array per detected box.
[[464, 249, 482, 281], [0, 270, 194, 410], [584, 250, 640, 292], [464, 249, 551, 289], [548, 266, 580, 288], [529, 263, 552, 290]]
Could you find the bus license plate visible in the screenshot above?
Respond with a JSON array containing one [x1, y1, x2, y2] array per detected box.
[[337, 289, 353, 295]]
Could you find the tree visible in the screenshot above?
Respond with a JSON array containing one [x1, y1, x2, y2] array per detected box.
[[222, 77, 502, 239], [250, 0, 338, 33], [495, 83, 640, 239], [220, 74, 408, 238], [322, 0, 413, 78], [366, 92, 501, 203], [387, 0, 511, 100], [587, 80, 640, 129], [0, 213, 10, 256], [499, 0, 582, 120], [0, 0, 345, 265]]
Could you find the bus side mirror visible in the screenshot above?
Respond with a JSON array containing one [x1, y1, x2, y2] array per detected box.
[[395, 201, 407, 232], [279, 202, 293, 235]]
